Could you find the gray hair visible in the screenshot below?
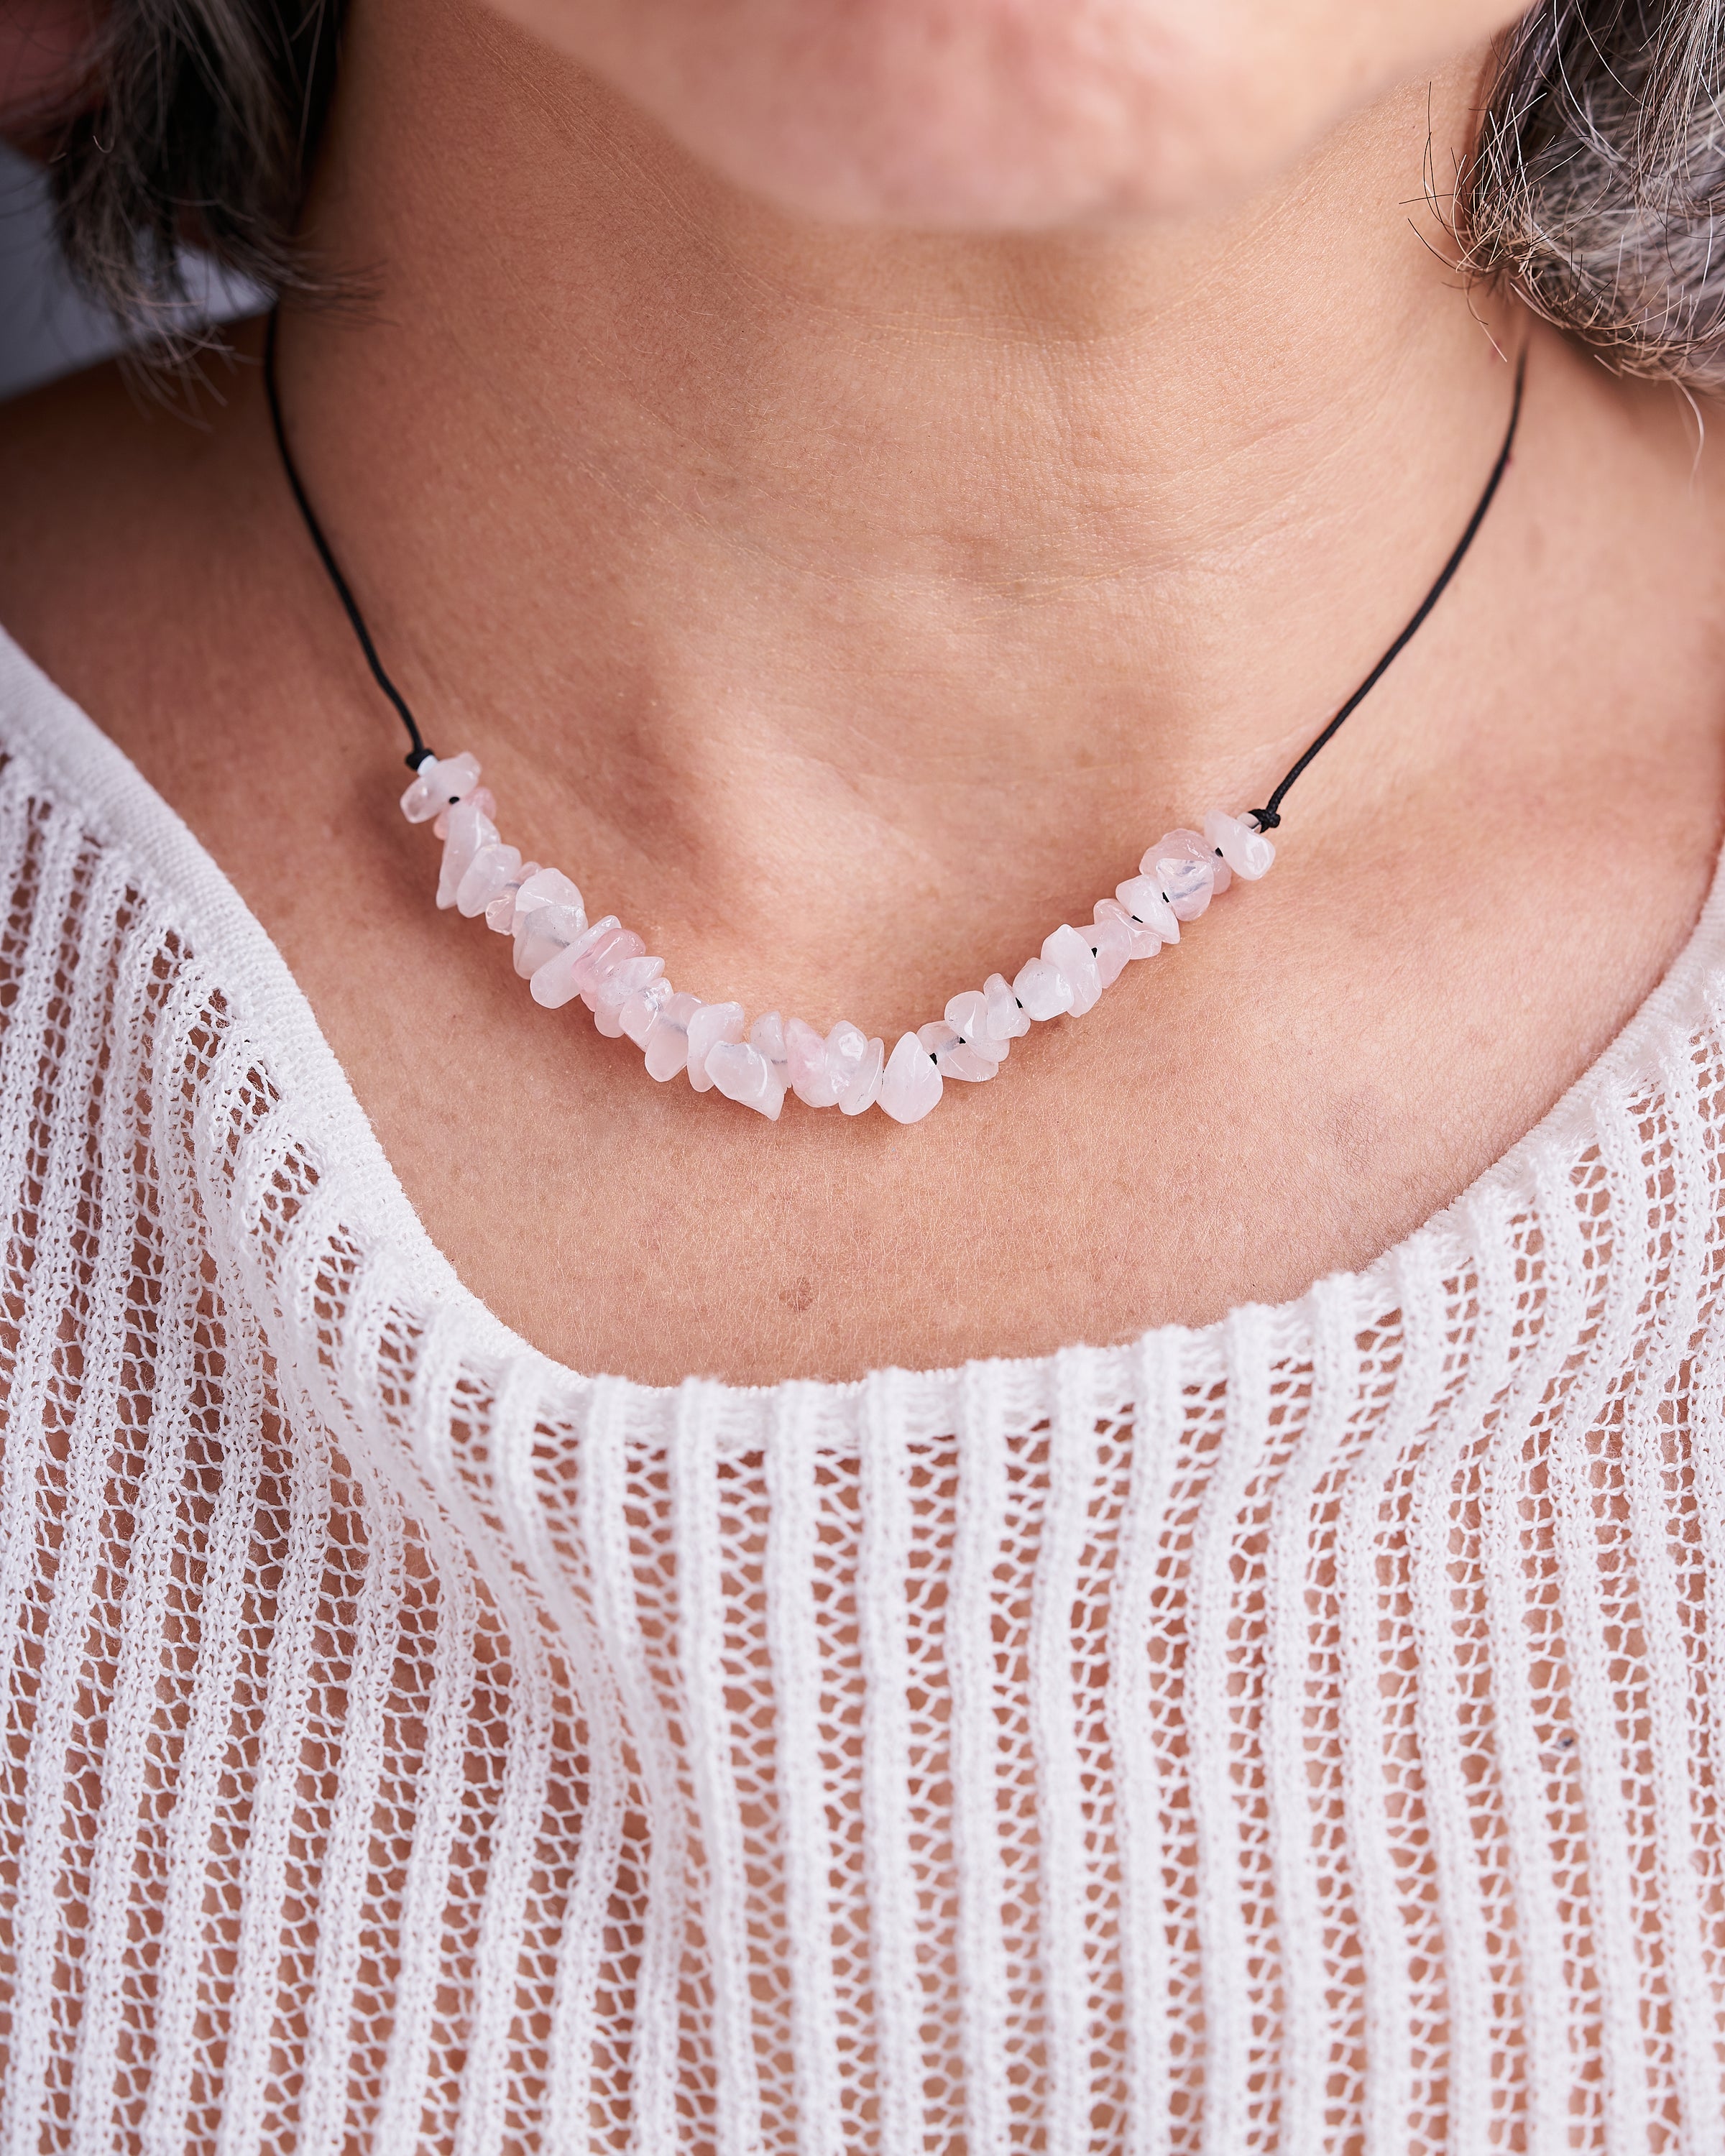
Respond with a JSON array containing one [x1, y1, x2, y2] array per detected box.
[[1463, 0, 1725, 392], [37, 0, 344, 341], [30, 0, 1725, 391]]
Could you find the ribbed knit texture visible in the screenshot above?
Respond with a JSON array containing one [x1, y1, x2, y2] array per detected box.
[[1, 626, 1724, 2153]]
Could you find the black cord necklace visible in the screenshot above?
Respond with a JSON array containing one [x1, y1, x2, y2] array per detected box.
[[262, 309, 1526, 825], [259, 308, 1530, 1127]]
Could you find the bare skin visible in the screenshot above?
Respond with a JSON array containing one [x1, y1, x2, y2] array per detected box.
[[482, 0, 1531, 221], [1, 0, 1723, 1386]]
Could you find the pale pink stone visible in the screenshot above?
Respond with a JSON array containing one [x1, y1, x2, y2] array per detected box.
[[944, 989, 1008, 1063], [400, 751, 479, 824], [983, 974, 1031, 1044], [484, 861, 541, 935], [837, 1034, 885, 1116], [593, 951, 663, 1000], [456, 843, 522, 918], [878, 1032, 944, 1123], [1204, 808, 1276, 880], [433, 788, 497, 842], [1113, 876, 1180, 944], [686, 1002, 745, 1091], [944, 1045, 1002, 1082], [1143, 831, 1216, 921], [514, 865, 584, 920], [620, 978, 673, 1047], [750, 1013, 790, 1087], [944, 990, 985, 1038], [573, 927, 646, 1005], [528, 916, 620, 1008], [1154, 822, 1230, 895], [1091, 909, 1134, 987], [527, 950, 582, 1010], [1013, 956, 1072, 1022], [706, 1040, 786, 1120], [512, 869, 586, 977], [824, 1022, 870, 1085], [1042, 923, 1103, 1014], [921, 1013, 1000, 1082], [589, 955, 666, 1036], [513, 915, 577, 977], [786, 1017, 840, 1107], [437, 800, 500, 910], [643, 991, 703, 1081], [824, 1023, 878, 1112], [1100, 893, 1164, 962]]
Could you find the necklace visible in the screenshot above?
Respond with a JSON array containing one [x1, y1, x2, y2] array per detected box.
[[263, 318, 1525, 1125]]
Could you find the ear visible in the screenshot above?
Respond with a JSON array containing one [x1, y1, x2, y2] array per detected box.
[[1, 0, 104, 153]]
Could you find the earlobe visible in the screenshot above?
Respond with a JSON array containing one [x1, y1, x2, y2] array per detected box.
[[1, 0, 105, 154]]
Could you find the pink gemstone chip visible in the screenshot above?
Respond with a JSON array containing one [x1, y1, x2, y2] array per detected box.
[[686, 1003, 746, 1092], [878, 1033, 943, 1124], [400, 750, 480, 824], [1204, 808, 1276, 880]]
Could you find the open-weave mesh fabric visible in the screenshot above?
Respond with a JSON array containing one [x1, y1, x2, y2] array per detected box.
[[2, 632, 1725, 2155]]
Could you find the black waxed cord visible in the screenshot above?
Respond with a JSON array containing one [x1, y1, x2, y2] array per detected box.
[[262, 305, 1525, 811], [262, 311, 434, 770], [1246, 348, 1527, 832]]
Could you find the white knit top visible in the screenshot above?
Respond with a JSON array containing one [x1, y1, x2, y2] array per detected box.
[[2, 622, 1723, 2156]]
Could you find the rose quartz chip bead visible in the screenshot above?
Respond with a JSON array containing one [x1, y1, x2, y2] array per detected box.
[[589, 955, 666, 1038], [1205, 808, 1276, 880], [704, 1013, 790, 1120], [512, 869, 585, 977], [1013, 957, 1071, 1022], [528, 916, 621, 1008], [400, 751, 481, 824], [1042, 924, 1103, 1014], [686, 1003, 745, 1092], [783, 1018, 882, 1111], [832, 1027, 885, 1115], [1158, 823, 1230, 895], [984, 975, 1030, 1044], [1090, 899, 1158, 986], [786, 1018, 841, 1107], [1093, 897, 1162, 959], [433, 787, 495, 842], [932, 990, 1007, 1079], [1143, 830, 1218, 920], [1113, 875, 1179, 943], [1089, 910, 1131, 988], [919, 1018, 993, 1082], [436, 798, 500, 910], [483, 861, 541, 935], [707, 1043, 784, 1118], [456, 843, 523, 918], [878, 1033, 942, 1124], [643, 992, 702, 1080]]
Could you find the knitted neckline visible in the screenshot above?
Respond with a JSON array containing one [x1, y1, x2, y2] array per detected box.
[[2, 619, 1721, 1406]]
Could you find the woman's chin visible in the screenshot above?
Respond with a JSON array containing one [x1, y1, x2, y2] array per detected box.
[[480, 0, 1522, 230]]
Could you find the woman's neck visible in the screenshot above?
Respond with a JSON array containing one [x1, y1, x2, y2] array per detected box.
[[8, 0, 1725, 1382], [279, 0, 1520, 1015]]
